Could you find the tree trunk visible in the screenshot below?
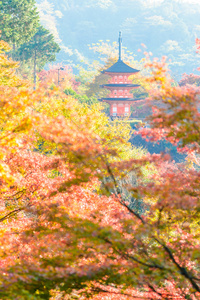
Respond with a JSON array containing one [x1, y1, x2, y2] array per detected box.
[[34, 48, 37, 90]]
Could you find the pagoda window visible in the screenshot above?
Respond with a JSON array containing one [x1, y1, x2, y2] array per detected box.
[[125, 106, 129, 112], [113, 106, 117, 112], [118, 90, 123, 97]]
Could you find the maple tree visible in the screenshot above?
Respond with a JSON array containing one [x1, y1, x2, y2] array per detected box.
[[38, 65, 77, 91], [179, 73, 200, 87], [0, 38, 200, 300]]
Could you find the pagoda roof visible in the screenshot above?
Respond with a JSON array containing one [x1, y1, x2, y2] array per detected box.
[[100, 97, 139, 102], [102, 59, 139, 74], [100, 84, 140, 88]]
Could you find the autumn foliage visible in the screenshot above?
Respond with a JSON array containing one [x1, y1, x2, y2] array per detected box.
[[38, 65, 78, 91], [0, 39, 199, 300]]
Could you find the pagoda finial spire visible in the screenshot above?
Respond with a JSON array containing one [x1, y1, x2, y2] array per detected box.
[[118, 31, 122, 61]]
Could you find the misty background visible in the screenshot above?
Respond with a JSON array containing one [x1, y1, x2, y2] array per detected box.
[[36, 0, 200, 79]]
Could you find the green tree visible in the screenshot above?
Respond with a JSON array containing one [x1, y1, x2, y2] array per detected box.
[[64, 87, 99, 106], [0, 0, 39, 49], [84, 58, 114, 99], [16, 25, 60, 88]]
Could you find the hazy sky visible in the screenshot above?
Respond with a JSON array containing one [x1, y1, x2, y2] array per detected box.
[[36, 0, 200, 78]]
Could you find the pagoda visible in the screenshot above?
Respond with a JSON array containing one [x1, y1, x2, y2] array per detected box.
[[100, 32, 140, 117]]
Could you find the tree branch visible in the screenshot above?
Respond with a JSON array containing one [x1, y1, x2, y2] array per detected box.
[[102, 236, 166, 271], [91, 286, 152, 299], [103, 158, 145, 224], [154, 237, 200, 292], [0, 207, 26, 222]]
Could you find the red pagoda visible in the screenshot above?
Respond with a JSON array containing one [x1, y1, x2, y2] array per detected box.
[[100, 32, 140, 117]]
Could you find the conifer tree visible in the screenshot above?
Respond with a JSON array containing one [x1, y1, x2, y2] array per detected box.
[[0, 0, 39, 49], [16, 25, 60, 87], [17, 25, 60, 68]]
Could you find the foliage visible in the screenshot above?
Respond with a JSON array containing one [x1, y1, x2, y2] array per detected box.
[[0, 40, 22, 86], [0, 0, 39, 48], [38, 65, 77, 90], [138, 56, 200, 152], [64, 87, 99, 106], [0, 0, 60, 83], [0, 39, 199, 300], [179, 73, 200, 87], [84, 57, 113, 99], [16, 25, 60, 71]]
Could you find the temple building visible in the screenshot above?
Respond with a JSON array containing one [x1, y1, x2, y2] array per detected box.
[[100, 32, 140, 118]]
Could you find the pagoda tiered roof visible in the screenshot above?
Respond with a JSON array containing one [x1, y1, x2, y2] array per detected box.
[[100, 97, 140, 101], [100, 83, 140, 88], [102, 59, 139, 74], [99, 32, 143, 118]]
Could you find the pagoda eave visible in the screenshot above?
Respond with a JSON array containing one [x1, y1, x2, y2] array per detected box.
[[100, 97, 137, 102], [102, 59, 140, 74], [102, 71, 139, 76], [100, 84, 140, 88], [100, 84, 140, 91]]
